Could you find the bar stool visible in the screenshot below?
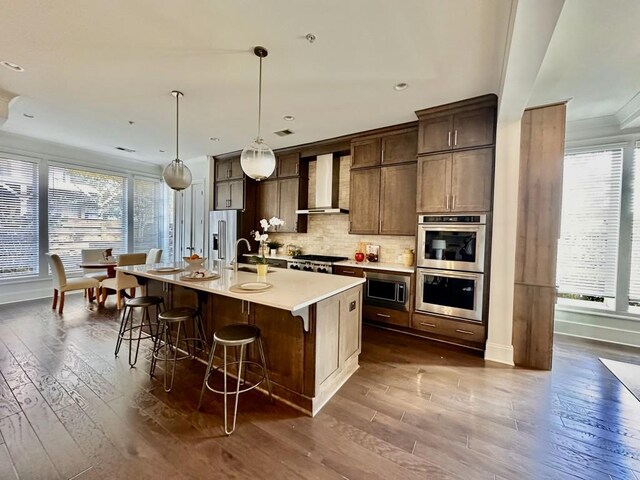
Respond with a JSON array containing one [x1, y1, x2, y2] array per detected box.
[[115, 295, 164, 367], [198, 323, 272, 435], [150, 307, 208, 392]]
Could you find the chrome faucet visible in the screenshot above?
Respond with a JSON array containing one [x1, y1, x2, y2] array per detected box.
[[232, 238, 251, 274]]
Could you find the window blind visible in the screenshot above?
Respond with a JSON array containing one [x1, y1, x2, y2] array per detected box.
[[48, 165, 128, 272], [0, 157, 39, 278], [557, 148, 623, 299], [629, 142, 640, 303], [133, 177, 162, 254]]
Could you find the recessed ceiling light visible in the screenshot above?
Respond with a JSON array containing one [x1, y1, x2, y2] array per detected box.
[[159, 149, 166, 153], [0, 60, 24, 72], [209, 137, 220, 141], [283, 115, 295, 121], [23, 113, 34, 119], [128, 120, 135, 125], [305, 33, 316, 44], [394, 82, 408, 91]]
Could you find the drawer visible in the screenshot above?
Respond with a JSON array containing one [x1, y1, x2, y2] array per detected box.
[[334, 266, 364, 277], [411, 312, 443, 333], [364, 304, 409, 327], [440, 318, 485, 341]]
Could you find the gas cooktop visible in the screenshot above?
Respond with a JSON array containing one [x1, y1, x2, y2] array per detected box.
[[292, 254, 348, 263]]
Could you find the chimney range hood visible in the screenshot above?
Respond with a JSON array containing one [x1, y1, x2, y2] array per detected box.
[[296, 153, 348, 214]]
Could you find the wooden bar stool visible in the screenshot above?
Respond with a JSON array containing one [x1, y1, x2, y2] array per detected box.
[[198, 323, 272, 435], [150, 307, 208, 392], [115, 295, 165, 367]]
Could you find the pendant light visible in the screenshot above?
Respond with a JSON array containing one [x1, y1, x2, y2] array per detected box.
[[240, 46, 276, 181], [163, 90, 192, 191]]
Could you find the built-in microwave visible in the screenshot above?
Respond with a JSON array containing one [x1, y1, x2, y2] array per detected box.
[[417, 214, 486, 273], [415, 268, 483, 322], [364, 271, 410, 312]]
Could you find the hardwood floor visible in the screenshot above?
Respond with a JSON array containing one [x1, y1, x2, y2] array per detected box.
[[0, 296, 639, 479]]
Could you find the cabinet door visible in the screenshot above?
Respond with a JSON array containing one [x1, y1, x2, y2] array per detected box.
[[380, 163, 417, 235], [256, 180, 279, 222], [228, 179, 244, 210], [228, 156, 244, 179], [417, 154, 451, 213], [349, 168, 380, 234], [214, 182, 231, 210], [277, 152, 300, 178], [277, 178, 300, 233], [418, 115, 453, 154], [351, 138, 381, 169], [452, 107, 495, 150], [450, 148, 493, 212], [215, 159, 229, 181], [381, 129, 418, 165]]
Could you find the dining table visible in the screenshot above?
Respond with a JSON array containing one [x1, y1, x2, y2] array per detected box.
[[79, 261, 117, 278]]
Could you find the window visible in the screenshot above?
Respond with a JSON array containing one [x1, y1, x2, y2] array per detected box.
[[133, 177, 162, 254], [48, 164, 128, 272], [629, 142, 640, 308], [0, 157, 39, 278], [557, 148, 623, 307]]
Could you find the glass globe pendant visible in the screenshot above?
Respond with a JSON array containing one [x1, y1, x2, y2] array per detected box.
[[163, 90, 192, 191], [240, 46, 276, 181]]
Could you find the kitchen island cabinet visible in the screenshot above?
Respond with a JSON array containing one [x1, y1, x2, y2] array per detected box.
[[122, 264, 364, 416]]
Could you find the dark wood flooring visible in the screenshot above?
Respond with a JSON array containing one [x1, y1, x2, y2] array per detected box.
[[0, 295, 639, 479]]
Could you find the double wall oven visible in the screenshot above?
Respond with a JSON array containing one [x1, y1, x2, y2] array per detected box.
[[415, 215, 486, 322]]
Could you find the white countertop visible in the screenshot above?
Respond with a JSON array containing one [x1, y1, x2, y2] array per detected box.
[[334, 259, 415, 274], [120, 262, 365, 314]]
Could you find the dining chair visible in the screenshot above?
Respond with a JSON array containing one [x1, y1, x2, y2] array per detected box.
[[100, 253, 147, 309], [146, 248, 163, 265], [81, 248, 108, 299], [47, 253, 100, 314]]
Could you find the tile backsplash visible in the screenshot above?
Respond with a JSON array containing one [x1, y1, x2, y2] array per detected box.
[[270, 155, 415, 263]]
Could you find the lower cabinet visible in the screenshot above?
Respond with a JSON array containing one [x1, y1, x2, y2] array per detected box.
[[363, 304, 409, 328], [411, 312, 486, 347]]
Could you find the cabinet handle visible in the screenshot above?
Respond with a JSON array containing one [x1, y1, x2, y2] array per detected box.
[[295, 162, 299, 175], [447, 131, 451, 147], [446, 195, 450, 210], [342, 270, 356, 274], [454, 130, 458, 146], [228, 168, 232, 179], [420, 322, 436, 328], [455, 329, 474, 335], [379, 218, 382, 232], [377, 313, 391, 318], [381, 146, 385, 164], [452, 195, 456, 210]]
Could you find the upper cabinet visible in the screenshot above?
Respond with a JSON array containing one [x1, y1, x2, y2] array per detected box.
[[417, 148, 493, 213], [214, 155, 245, 210], [277, 152, 301, 178], [416, 95, 497, 155], [351, 128, 417, 169]]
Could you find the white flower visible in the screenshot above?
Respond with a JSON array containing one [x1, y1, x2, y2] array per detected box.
[[260, 233, 269, 242], [252, 231, 262, 241], [269, 217, 284, 227], [260, 219, 269, 230]]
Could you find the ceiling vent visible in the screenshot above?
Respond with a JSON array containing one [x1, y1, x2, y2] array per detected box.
[[115, 146, 136, 153], [274, 128, 294, 137]]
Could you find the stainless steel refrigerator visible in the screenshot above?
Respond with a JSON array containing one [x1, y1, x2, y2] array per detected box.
[[209, 210, 239, 268]]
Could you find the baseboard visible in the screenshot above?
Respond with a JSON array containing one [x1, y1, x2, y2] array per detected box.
[[554, 318, 640, 349], [484, 342, 514, 366]]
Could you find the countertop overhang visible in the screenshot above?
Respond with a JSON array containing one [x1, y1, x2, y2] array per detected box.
[[119, 263, 365, 331]]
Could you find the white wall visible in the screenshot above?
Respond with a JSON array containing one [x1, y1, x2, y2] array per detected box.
[[0, 130, 162, 305]]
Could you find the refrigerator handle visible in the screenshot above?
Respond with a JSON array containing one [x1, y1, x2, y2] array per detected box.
[[219, 220, 226, 260]]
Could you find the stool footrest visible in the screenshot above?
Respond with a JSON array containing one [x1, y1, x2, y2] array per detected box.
[[202, 360, 267, 395]]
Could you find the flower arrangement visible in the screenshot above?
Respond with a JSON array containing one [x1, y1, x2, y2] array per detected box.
[[251, 217, 284, 264]]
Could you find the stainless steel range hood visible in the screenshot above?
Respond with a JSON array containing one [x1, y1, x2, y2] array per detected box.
[[296, 153, 348, 214]]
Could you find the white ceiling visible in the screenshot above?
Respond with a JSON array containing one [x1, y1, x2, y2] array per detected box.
[[0, 0, 512, 164], [528, 0, 640, 123]]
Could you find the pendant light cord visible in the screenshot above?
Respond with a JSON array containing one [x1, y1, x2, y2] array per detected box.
[[257, 55, 263, 141], [175, 93, 180, 161]]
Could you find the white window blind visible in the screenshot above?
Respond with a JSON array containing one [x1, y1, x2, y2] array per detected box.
[[629, 143, 640, 304], [133, 177, 162, 254], [48, 165, 128, 272], [0, 157, 39, 278], [557, 148, 623, 300]]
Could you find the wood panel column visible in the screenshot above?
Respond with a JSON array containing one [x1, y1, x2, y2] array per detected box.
[[512, 103, 566, 370]]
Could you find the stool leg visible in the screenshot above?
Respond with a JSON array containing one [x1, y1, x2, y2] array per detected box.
[[114, 305, 130, 357], [224, 344, 244, 435], [196, 313, 208, 356], [164, 321, 181, 392], [198, 339, 217, 410], [130, 306, 148, 368], [257, 337, 273, 402], [150, 320, 164, 378]]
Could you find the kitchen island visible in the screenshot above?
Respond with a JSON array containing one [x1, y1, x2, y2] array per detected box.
[[120, 263, 365, 416]]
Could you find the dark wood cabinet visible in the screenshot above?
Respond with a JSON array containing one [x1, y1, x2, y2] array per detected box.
[[215, 156, 243, 181], [380, 163, 417, 235], [333, 266, 364, 278], [277, 177, 307, 233], [364, 304, 410, 328], [277, 152, 300, 178], [257, 180, 278, 221], [349, 168, 380, 234], [381, 129, 418, 165], [215, 179, 244, 210], [417, 148, 492, 213], [416, 96, 496, 155], [350, 138, 381, 169]]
